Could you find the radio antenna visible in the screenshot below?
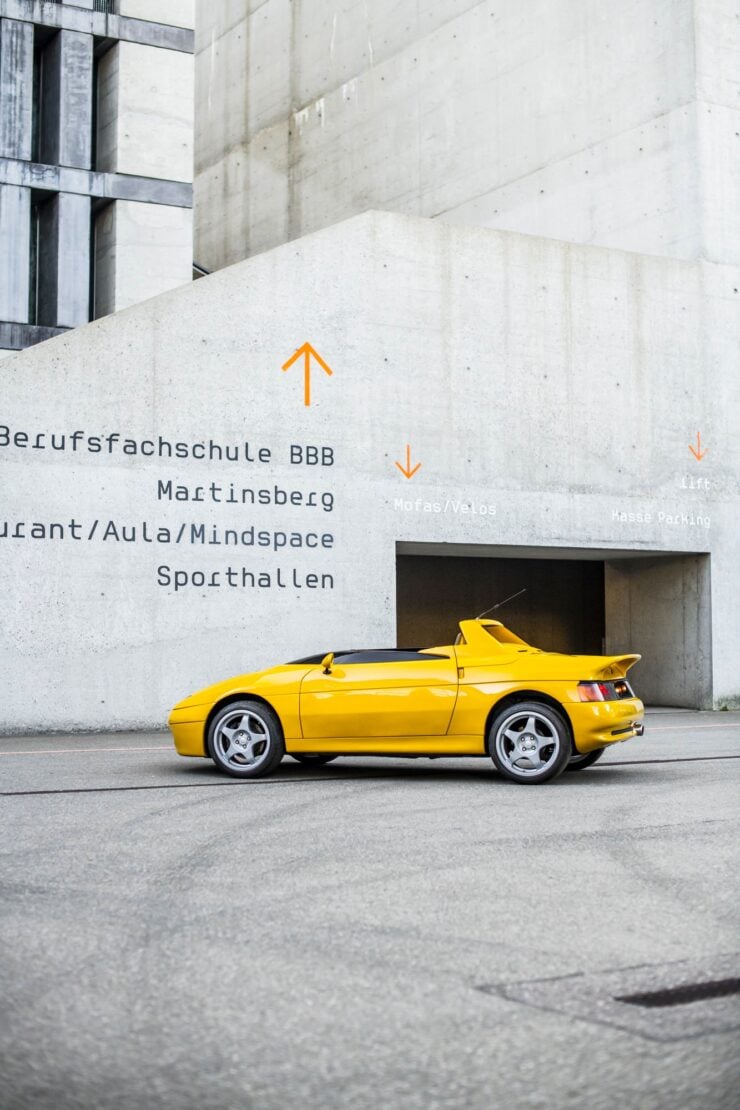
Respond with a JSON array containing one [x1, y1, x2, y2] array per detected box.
[[475, 587, 527, 620]]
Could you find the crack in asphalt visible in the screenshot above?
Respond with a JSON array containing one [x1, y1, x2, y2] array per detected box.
[[1, 753, 739, 796]]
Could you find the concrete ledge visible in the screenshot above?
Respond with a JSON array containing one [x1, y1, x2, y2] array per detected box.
[[0, 158, 192, 207], [0, 321, 69, 350], [0, 0, 193, 53]]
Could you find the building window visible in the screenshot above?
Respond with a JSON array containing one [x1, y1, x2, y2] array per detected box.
[[28, 193, 55, 326]]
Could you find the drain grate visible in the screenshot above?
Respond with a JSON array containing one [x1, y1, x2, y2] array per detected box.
[[478, 954, 740, 1042], [616, 977, 740, 1009]]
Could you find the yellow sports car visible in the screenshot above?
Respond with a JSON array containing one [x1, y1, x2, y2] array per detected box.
[[168, 618, 644, 785]]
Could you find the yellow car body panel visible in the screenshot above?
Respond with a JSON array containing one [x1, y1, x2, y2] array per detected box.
[[169, 665, 307, 756], [299, 656, 458, 738], [168, 619, 644, 760], [288, 735, 485, 755]]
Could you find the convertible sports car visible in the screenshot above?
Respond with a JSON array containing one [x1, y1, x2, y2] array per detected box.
[[168, 618, 644, 784]]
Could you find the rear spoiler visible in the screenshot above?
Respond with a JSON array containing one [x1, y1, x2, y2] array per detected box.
[[596, 655, 641, 679]]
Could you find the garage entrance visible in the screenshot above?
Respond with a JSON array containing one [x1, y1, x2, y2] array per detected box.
[[396, 544, 712, 708]]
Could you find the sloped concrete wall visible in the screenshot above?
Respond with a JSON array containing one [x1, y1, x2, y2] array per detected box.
[[1, 212, 738, 730]]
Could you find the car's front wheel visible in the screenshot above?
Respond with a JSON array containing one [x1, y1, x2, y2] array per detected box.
[[488, 701, 571, 784], [566, 746, 606, 771], [207, 700, 284, 778], [291, 754, 338, 766]]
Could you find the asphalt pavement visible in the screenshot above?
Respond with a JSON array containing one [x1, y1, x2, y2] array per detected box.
[[1, 709, 738, 1110]]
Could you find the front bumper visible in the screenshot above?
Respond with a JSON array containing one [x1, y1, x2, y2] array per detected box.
[[168, 705, 209, 757], [566, 697, 644, 754]]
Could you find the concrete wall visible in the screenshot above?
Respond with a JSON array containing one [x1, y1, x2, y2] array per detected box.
[[194, 0, 739, 272], [0, 16, 33, 160], [95, 44, 119, 174], [93, 199, 192, 316], [118, 0, 195, 30], [694, 0, 740, 266], [1, 212, 738, 732], [605, 556, 713, 708], [39, 29, 94, 170], [97, 41, 193, 182]]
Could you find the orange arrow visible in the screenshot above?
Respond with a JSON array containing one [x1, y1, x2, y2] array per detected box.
[[281, 342, 333, 406], [689, 432, 707, 461], [395, 444, 422, 479]]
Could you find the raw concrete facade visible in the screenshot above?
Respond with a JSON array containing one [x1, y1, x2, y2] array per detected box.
[[194, 0, 739, 272], [1, 212, 738, 733], [0, 0, 194, 357], [1, 1, 737, 733]]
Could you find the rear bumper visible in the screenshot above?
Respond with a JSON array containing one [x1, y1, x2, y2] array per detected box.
[[566, 698, 644, 754], [168, 706, 208, 757]]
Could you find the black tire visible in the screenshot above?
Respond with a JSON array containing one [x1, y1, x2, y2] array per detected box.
[[291, 754, 338, 766], [566, 747, 606, 771], [488, 700, 571, 784], [207, 699, 285, 778]]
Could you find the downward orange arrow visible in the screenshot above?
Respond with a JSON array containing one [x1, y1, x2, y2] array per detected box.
[[395, 444, 422, 479], [689, 432, 707, 461], [282, 342, 333, 406]]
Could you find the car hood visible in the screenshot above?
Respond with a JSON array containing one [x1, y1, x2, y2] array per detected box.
[[172, 664, 314, 709]]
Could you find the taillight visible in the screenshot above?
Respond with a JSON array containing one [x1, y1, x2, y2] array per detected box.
[[578, 681, 611, 702], [578, 680, 634, 702]]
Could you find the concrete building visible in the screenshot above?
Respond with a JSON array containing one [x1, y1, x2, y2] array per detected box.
[[0, 1, 738, 733], [0, 0, 194, 359], [194, 0, 739, 271]]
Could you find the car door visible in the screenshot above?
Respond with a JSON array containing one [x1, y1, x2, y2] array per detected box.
[[299, 650, 458, 739]]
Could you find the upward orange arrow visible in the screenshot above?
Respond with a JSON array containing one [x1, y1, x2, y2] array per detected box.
[[282, 342, 333, 406]]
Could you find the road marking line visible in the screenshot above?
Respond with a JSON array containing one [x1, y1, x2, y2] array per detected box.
[[647, 724, 740, 731], [0, 745, 171, 756]]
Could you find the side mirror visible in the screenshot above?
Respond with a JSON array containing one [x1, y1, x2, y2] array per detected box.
[[321, 652, 334, 675]]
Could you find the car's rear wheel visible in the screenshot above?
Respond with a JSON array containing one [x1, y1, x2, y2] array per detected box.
[[291, 754, 338, 765], [207, 700, 284, 778], [488, 701, 571, 784], [566, 746, 606, 771]]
